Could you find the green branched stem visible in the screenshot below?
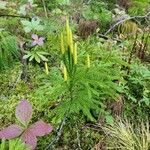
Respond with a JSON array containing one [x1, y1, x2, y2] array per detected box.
[[69, 79, 74, 102], [44, 70, 75, 150]]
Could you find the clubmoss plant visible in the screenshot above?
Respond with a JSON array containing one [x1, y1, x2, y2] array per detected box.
[[49, 18, 121, 123]]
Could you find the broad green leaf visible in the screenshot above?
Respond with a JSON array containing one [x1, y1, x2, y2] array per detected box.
[[21, 18, 44, 33], [23, 55, 30, 59], [21, 20, 30, 26], [34, 54, 41, 63], [29, 55, 34, 61], [0, 28, 5, 32], [38, 51, 49, 55], [37, 53, 48, 61]]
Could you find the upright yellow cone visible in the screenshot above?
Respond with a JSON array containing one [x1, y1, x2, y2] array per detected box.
[[73, 43, 77, 65], [87, 54, 90, 68], [66, 18, 70, 46], [63, 66, 67, 81], [45, 62, 49, 75]]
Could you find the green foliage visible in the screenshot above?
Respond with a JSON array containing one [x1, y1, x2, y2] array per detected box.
[[50, 66, 120, 122], [0, 31, 19, 70], [21, 17, 44, 33], [0, 18, 20, 34], [124, 62, 150, 119], [126, 63, 150, 104], [17, 0, 37, 16], [23, 50, 49, 63], [44, 18, 63, 34], [0, 0, 150, 149], [38, 0, 70, 11], [39, 22, 124, 123], [0, 139, 31, 150], [128, 0, 149, 15], [82, 1, 112, 30]]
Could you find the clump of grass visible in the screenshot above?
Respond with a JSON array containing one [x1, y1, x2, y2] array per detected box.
[[103, 119, 150, 150]]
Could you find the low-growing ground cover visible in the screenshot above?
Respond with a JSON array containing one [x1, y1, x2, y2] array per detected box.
[[0, 0, 150, 149]]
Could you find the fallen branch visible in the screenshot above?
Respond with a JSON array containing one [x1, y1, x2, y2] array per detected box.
[[44, 113, 68, 150], [98, 34, 122, 43], [76, 123, 82, 150], [0, 14, 31, 20], [104, 12, 150, 35]]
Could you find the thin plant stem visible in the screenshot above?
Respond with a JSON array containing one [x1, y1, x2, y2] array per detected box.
[[42, 0, 48, 18], [44, 78, 74, 150]]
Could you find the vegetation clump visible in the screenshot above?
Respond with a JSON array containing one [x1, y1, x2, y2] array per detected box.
[[0, 0, 149, 149]]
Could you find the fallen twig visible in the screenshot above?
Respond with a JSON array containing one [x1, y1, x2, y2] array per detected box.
[[76, 124, 82, 150], [0, 14, 31, 20], [98, 34, 122, 43], [104, 12, 150, 35], [44, 113, 68, 150]]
